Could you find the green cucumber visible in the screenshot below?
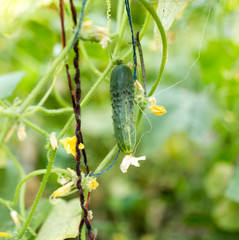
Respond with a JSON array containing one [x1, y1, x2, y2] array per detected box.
[[110, 64, 136, 154]]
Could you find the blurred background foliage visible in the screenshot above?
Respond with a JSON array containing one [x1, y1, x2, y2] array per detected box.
[[1, 0, 239, 239]]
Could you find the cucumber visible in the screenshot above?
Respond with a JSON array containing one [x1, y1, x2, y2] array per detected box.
[[110, 64, 136, 154]]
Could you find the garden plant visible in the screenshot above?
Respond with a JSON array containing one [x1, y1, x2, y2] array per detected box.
[[1, 0, 239, 240]]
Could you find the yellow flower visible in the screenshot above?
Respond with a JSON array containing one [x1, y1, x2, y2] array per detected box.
[[60, 136, 85, 157], [0, 232, 13, 238], [52, 181, 74, 198], [88, 179, 99, 190], [149, 105, 167, 116]]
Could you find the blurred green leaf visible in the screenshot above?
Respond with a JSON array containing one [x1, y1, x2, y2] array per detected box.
[[212, 198, 239, 231], [0, 148, 7, 169], [141, 87, 216, 155], [0, 72, 25, 99], [226, 164, 239, 203], [226, 0, 239, 11], [0, 0, 36, 36], [36, 198, 81, 240], [204, 162, 233, 199]]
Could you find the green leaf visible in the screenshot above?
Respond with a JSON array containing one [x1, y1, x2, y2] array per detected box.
[[157, 0, 191, 31], [0, 160, 20, 232], [24, 199, 52, 240], [36, 198, 81, 240], [226, 164, 239, 203], [0, 72, 25, 99]]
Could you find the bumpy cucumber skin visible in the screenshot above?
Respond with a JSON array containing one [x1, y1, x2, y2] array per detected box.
[[110, 64, 136, 154]]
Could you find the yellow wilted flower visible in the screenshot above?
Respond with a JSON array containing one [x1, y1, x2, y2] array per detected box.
[[88, 179, 99, 190], [148, 96, 156, 106], [60, 136, 85, 157], [10, 211, 19, 225], [52, 181, 74, 198], [0, 232, 13, 238], [149, 105, 167, 116], [134, 80, 145, 95], [17, 123, 27, 141], [99, 35, 111, 49], [50, 132, 58, 150]]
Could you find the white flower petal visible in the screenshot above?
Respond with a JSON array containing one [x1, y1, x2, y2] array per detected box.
[[120, 154, 146, 173], [120, 155, 132, 173], [130, 156, 146, 167]]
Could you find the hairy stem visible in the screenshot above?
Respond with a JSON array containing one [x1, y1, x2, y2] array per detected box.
[[17, 150, 57, 239], [22, 118, 49, 137], [26, 106, 73, 116], [12, 168, 70, 207]]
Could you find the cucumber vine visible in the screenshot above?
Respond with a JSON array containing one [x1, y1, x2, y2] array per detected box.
[[0, 0, 167, 239]]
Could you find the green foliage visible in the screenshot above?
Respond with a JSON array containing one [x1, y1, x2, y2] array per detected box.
[[36, 199, 81, 240], [0, 0, 239, 240], [226, 165, 239, 203]]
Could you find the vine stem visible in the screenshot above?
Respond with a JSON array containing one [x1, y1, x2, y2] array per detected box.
[[116, 0, 124, 33], [113, 4, 128, 57], [18, 3, 88, 115], [11, 168, 70, 207], [58, 61, 115, 140], [138, 0, 168, 97], [0, 168, 69, 208], [80, 61, 114, 108], [0, 12, 86, 147], [17, 150, 57, 239], [94, 145, 118, 173], [25, 106, 73, 116], [22, 118, 49, 138], [122, 11, 150, 60], [26, 72, 59, 116]]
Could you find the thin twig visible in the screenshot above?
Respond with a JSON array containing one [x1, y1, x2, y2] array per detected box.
[[69, 0, 94, 239], [59, 0, 76, 109], [135, 31, 147, 96]]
